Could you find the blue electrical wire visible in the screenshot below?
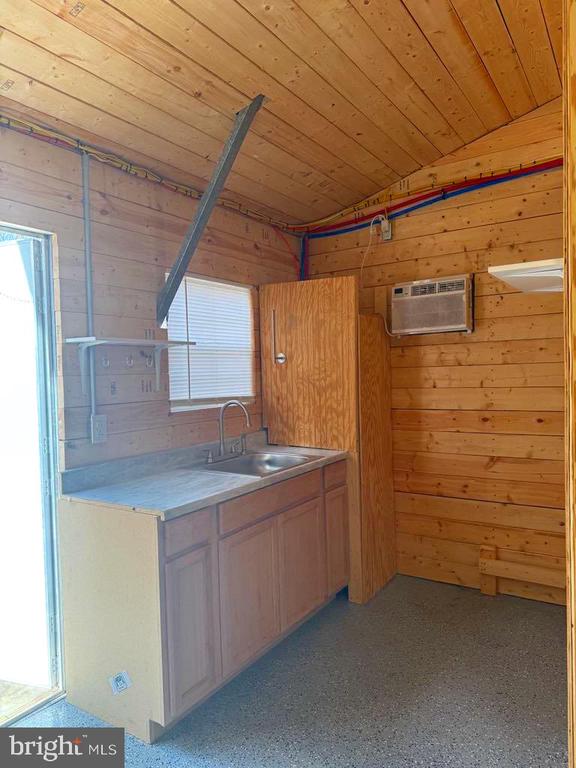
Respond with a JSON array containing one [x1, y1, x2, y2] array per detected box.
[[307, 165, 557, 241], [299, 236, 308, 281]]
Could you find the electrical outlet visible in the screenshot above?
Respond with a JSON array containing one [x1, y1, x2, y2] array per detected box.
[[108, 671, 132, 695], [378, 216, 393, 241], [90, 414, 108, 444]]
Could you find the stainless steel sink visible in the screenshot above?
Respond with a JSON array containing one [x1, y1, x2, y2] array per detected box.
[[203, 452, 314, 477]]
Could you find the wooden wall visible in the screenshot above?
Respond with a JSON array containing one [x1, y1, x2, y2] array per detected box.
[[564, 1, 575, 759], [0, 128, 298, 469], [309, 99, 566, 604]]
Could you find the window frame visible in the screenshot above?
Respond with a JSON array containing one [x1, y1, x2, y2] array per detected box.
[[166, 274, 257, 414]]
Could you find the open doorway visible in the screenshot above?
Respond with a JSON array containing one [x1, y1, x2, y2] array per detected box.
[[0, 227, 61, 724]]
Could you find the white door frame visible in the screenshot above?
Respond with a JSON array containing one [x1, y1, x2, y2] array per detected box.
[[0, 227, 63, 722]]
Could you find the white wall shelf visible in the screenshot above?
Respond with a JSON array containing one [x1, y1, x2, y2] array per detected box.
[[488, 258, 563, 293]]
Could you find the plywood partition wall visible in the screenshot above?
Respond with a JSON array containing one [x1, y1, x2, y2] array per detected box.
[[358, 315, 396, 598], [260, 278, 395, 603], [260, 277, 358, 450], [259, 277, 363, 601], [309, 99, 566, 605], [0, 128, 298, 469]]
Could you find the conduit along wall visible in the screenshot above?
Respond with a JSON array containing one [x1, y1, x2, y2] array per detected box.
[[0, 122, 299, 469], [308, 99, 565, 605]]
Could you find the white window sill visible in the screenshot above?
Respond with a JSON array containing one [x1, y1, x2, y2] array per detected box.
[[170, 399, 256, 414]]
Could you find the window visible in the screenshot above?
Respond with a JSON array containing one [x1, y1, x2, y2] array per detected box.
[[167, 276, 255, 410]]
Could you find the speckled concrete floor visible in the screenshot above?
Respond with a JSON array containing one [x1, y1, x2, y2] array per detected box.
[[16, 576, 567, 767]]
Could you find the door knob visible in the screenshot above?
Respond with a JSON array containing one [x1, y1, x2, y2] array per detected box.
[[275, 352, 287, 364]]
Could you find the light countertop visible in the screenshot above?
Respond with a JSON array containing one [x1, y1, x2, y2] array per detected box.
[[63, 445, 347, 521]]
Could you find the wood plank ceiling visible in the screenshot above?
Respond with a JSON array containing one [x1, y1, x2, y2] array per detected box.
[[0, 0, 562, 224]]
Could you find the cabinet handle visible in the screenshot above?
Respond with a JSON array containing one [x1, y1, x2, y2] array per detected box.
[[271, 310, 287, 365]]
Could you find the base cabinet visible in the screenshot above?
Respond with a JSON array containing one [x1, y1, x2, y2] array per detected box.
[[59, 461, 349, 743], [164, 544, 221, 719], [278, 498, 327, 630], [219, 518, 280, 678]]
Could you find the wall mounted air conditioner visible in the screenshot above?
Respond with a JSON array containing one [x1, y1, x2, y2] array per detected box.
[[390, 274, 474, 336]]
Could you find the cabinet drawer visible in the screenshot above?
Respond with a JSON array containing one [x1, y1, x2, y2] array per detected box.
[[324, 460, 347, 490], [163, 507, 216, 559], [219, 469, 322, 535]]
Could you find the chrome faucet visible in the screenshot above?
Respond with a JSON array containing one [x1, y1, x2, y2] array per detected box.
[[218, 400, 251, 457]]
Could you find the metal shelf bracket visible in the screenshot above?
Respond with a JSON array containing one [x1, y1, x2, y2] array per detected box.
[[65, 337, 195, 394]]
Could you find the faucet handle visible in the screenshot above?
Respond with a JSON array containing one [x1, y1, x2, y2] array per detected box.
[[230, 435, 248, 454]]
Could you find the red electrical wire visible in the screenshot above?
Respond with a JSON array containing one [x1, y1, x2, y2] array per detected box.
[[273, 227, 301, 271], [305, 157, 563, 235], [2, 110, 562, 237]]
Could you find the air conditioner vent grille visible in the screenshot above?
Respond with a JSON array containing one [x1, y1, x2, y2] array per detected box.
[[411, 283, 437, 297], [438, 279, 466, 293]]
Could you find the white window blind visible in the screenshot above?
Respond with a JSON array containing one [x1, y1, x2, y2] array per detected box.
[[167, 276, 255, 408]]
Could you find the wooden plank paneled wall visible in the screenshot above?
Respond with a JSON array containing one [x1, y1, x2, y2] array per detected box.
[[0, 128, 298, 469], [564, 1, 576, 760], [309, 99, 566, 605]]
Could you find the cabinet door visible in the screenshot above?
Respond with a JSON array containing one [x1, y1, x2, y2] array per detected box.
[[219, 518, 280, 678], [164, 544, 221, 719], [325, 485, 349, 594], [278, 498, 326, 631], [260, 277, 358, 449]]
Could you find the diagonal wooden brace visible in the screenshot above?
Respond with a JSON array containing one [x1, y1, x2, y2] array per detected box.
[[157, 94, 265, 325]]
